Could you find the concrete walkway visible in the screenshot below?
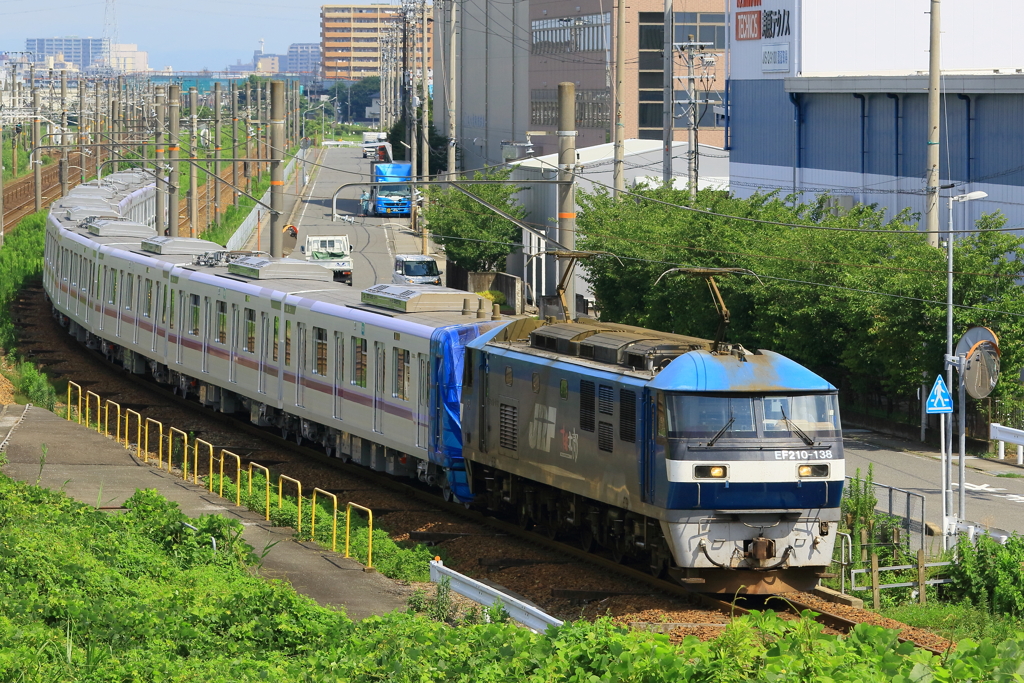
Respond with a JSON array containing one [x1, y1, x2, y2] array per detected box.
[[0, 405, 409, 620]]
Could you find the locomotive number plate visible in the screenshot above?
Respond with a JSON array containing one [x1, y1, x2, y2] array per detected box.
[[774, 450, 833, 460]]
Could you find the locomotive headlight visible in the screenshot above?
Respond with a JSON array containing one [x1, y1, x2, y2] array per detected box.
[[695, 465, 727, 479], [798, 464, 829, 478]]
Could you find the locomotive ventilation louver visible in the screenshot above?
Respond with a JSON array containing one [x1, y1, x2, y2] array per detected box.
[[529, 322, 716, 371]]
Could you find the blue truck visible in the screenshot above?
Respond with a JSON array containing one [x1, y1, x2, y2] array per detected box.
[[370, 162, 412, 217]]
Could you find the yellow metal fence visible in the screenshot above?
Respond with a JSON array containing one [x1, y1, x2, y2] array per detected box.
[[59, 383, 374, 570]]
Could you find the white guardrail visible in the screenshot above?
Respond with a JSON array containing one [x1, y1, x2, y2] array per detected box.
[[989, 423, 1024, 465], [225, 150, 304, 252], [429, 559, 563, 633]]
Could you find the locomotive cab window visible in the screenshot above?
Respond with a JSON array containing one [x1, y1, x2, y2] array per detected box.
[[665, 395, 756, 439], [559, 379, 568, 400], [762, 395, 840, 439], [504, 366, 513, 386]]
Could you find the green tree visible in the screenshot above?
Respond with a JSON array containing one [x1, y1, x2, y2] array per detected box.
[[423, 168, 524, 273], [577, 186, 1024, 410], [330, 76, 381, 122]]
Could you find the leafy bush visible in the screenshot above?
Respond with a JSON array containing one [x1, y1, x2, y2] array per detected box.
[[14, 360, 57, 410], [9, 473, 1024, 680], [477, 290, 507, 306], [948, 533, 1024, 617]]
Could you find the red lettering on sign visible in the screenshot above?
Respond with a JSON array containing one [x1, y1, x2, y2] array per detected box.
[[736, 0, 761, 7], [735, 11, 762, 40]]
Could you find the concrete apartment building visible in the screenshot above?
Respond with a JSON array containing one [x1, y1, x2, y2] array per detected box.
[[321, 3, 434, 81], [25, 37, 110, 69], [435, 0, 725, 170], [288, 43, 321, 75]]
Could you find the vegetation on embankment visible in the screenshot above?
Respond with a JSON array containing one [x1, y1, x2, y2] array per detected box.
[[6, 471, 1024, 681]]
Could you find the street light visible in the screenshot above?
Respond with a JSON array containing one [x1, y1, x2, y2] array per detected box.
[[942, 189, 988, 543]]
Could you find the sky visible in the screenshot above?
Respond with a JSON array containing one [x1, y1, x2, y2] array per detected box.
[[0, 0, 392, 72]]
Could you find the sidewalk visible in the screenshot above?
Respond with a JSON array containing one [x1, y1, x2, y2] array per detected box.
[[0, 405, 409, 620]]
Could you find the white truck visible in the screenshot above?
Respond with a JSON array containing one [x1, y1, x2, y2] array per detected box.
[[362, 131, 388, 158], [302, 235, 354, 285]]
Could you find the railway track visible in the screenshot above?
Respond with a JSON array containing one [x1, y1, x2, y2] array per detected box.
[[10, 281, 953, 654]]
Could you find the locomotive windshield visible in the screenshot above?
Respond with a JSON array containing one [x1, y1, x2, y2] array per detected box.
[[663, 393, 840, 441]]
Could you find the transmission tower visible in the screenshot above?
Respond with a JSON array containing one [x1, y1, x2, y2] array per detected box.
[[103, 0, 119, 71]]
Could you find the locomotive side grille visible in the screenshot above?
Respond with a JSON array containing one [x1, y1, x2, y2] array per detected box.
[[499, 403, 518, 451], [598, 384, 614, 414], [619, 389, 636, 443], [580, 380, 595, 432], [598, 421, 614, 452]]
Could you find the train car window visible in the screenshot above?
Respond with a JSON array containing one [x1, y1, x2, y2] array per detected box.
[[313, 326, 327, 374], [272, 317, 280, 361], [216, 301, 227, 343], [107, 269, 116, 304], [143, 280, 153, 317], [245, 309, 257, 353], [352, 336, 367, 387], [94, 263, 101, 298], [598, 385, 614, 414], [580, 380, 596, 432], [189, 294, 200, 335], [168, 289, 176, 328], [619, 389, 637, 443], [162, 285, 168, 324], [333, 332, 344, 417], [559, 378, 568, 400], [123, 273, 133, 310], [464, 349, 474, 388], [504, 366, 513, 386], [285, 320, 292, 365], [70, 254, 78, 288], [532, 373, 540, 393], [394, 348, 410, 400]]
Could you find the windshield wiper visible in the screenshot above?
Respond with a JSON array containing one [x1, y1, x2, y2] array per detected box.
[[706, 417, 735, 447], [780, 407, 814, 446]]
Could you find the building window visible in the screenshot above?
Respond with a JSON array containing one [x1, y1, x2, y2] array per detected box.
[[244, 308, 256, 353], [394, 348, 410, 400], [313, 326, 328, 375], [638, 14, 666, 137], [674, 12, 726, 50], [352, 336, 367, 387]]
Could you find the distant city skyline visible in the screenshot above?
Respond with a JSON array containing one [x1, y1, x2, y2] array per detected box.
[[0, 0, 398, 71]]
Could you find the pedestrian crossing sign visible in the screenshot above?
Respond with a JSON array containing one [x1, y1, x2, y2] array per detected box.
[[926, 375, 954, 414]]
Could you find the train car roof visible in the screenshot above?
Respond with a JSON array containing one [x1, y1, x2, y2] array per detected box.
[[50, 192, 514, 332]]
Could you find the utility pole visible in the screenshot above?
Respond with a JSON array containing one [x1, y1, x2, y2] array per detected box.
[[155, 86, 165, 234], [421, 0, 430, 180], [231, 80, 239, 207], [661, 0, 673, 186], [60, 70, 68, 196], [925, 0, 941, 248], [188, 87, 199, 237], [254, 82, 262, 174], [78, 78, 86, 184], [678, 38, 710, 201], [557, 82, 576, 321], [168, 84, 180, 237], [213, 82, 222, 217], [407, 10, 417, 172], [269, 80, 284, 259], [32, 89, 42, 212], [612, 0, 625, 198], [447, 0, 457, 177]]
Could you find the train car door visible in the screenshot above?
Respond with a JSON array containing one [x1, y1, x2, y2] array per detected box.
[[642, 390, 663, 504], [258, 313, 269, 394], [295, 323, 307, 407], [373, 341, 385, 433], [416, 353, 429, 449], [229, 304, 240, 383]]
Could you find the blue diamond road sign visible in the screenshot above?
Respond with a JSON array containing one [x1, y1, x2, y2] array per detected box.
[[926, 375, 954, 414]]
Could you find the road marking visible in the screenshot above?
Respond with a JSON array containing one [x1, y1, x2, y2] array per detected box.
[[958, 482, 1007, 492]]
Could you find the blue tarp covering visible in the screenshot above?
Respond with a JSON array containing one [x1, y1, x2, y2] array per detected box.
[[429, 321, 509, 501]]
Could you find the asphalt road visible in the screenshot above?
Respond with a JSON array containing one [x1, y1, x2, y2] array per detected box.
[[843, 428, 1024, 538]]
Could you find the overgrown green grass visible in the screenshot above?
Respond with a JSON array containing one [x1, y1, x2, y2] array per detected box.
[[8, 473, 1024, 681], [883, 600, 1024, 644], [200, 172, 272, 247]]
